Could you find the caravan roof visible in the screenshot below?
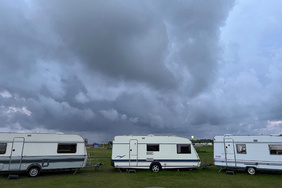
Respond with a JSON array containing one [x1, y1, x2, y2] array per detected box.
[[214, 134, 282, 143], [113, 135, 192, 144], [0, 132, 84, 143]]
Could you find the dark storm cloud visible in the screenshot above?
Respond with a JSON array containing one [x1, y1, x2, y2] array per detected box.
[[37, 0, 176, 90], [155, 1, 234, 96]]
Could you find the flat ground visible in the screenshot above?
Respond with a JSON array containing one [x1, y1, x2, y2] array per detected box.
[[1, 146, 281, 188]]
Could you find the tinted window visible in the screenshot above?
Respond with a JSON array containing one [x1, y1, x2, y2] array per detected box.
[[0, 143, 7, 154], [147, 144, 159, 151], [269, 145, 282, 155], [57, 144, 77, 153], [177, 144, 191, 154]]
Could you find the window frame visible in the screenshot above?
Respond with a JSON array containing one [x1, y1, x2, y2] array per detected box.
[[0, 143, 7, 154], [236, 144, 247, 154], [177, 144, 191, 154], [57, 143, 77, 154], [147, 144, 160, 152]]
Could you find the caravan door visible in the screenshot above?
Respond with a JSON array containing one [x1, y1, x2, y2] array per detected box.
[[224, 138, 236, 167], [129, 139, 138, 166], [9, 137, 25, 170]]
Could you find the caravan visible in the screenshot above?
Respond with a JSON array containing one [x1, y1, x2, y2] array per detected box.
[[214, 135, 282, 175], [0, 132, 87, 177], [111, 135, 200, 172]]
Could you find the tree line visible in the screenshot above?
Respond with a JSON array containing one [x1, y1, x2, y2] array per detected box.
[[191, 139, 213, 143]]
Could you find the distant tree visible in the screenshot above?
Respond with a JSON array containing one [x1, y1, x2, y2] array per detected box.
[[108, 141, 113, 146]]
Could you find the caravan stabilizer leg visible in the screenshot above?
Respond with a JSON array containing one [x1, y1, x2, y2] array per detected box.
[[73, 169, 79, 175]]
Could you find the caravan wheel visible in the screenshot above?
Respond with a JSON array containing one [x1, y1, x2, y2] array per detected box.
[[28, 167, 40, 177], [150, 163, 161, 173], [247, 167, 256, 175]]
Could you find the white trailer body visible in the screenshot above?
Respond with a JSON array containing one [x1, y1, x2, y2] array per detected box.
[[214, 135, 282, 174], [111, 135, 200, 172], [0, 132, 87, 177]]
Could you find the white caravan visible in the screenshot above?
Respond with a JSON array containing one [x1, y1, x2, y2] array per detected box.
[[0, 132, 87, 177], [214, 135, 282, 175], [111, 135, 201, 172]]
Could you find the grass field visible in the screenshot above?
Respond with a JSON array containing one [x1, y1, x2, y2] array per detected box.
[[1, 146, 282, 188]]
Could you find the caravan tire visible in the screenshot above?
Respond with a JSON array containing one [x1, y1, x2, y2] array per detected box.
[[247, 167, 256, 175], [28, 166, 40, 177], [150, 163, 161, 173]]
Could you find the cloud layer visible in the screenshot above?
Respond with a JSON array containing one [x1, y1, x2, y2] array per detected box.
[[1, 0, 282, 142]]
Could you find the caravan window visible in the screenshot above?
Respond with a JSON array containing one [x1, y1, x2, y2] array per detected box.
[[177, 144, 191, 154], [0, 143, 7, 154], [269, 145, 282, 155], [236, 144, 247, 154], [57, 143, 77, 153], [147, 144, 159, 151]]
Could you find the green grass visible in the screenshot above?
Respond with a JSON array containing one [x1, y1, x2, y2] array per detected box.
[[1, 146, 282, 188]]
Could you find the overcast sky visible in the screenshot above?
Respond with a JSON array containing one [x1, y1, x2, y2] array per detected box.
[[1, 0, 282, 142]]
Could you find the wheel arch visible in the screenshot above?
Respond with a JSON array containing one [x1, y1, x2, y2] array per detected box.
[[150, 162, 162, 170], [27, 163, 42, 172]]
